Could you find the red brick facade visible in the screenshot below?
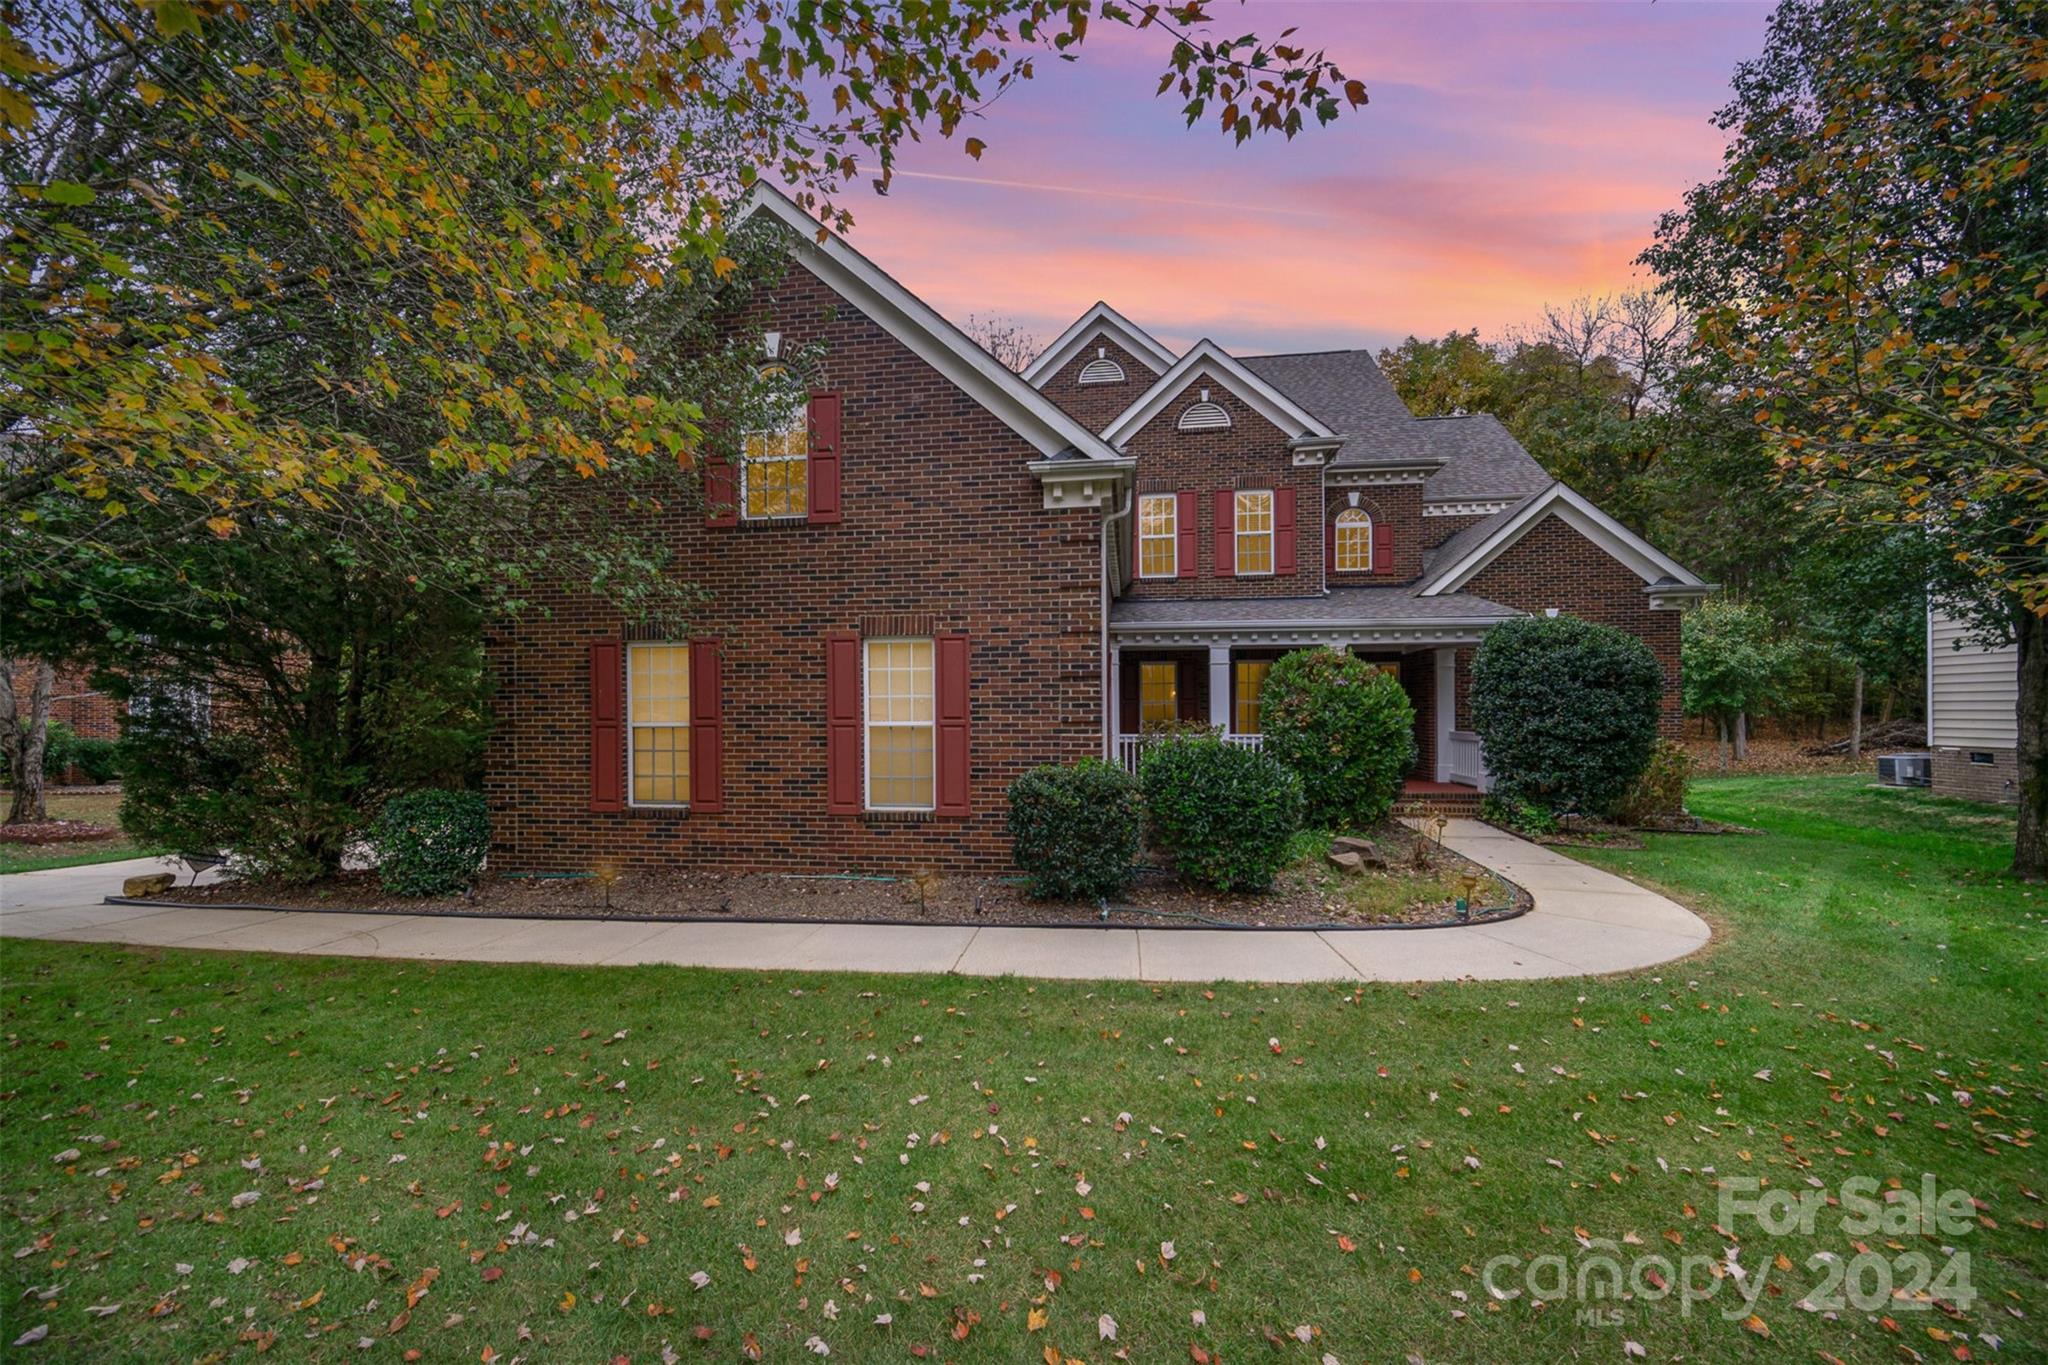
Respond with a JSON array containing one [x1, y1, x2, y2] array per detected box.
[[1036, 335, 1162, 433], [485, 262, 1103, 875], [1326, 483, 1425, 584], [1462, 516, 1685, 736]]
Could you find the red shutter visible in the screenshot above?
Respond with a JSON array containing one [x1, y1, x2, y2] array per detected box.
[[1324, 514, 1336, 576], [688, 638, 723, 813], [703, 459, 737, 527], [1373, 521, 1394, 574], [1176, 490, 1198, 579], [934, 633, 971, 817], [1275, 487, 1297, 576], [588, 638, 624, 812], [1212, 489, 1235, 577], [807, 392, 842, 524], [825, 632, 861, 814]]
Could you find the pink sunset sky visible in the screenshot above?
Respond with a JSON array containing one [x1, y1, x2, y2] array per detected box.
[[833, 0, 1774, 358]]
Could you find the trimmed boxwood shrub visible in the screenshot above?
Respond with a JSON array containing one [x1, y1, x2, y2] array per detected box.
[[1006, 759, 1142, 900], [1138, 733, 1303, 893], [368, 789, 490, 896], [1470, 614, 1663, 817], [1259, 647, 1417, 829]]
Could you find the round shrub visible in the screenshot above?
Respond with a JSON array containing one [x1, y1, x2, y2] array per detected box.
[[1259, 647, 1417, 829], [1470, 614, 1663, 817], [1138, 733, 1303, 893], [1006, 759, 1142, 901], [368, 789, 490, 896]]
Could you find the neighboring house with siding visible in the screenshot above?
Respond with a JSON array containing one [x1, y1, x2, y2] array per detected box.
[[1926, 604, 2020, 803], [483, 186, 1714, 876]]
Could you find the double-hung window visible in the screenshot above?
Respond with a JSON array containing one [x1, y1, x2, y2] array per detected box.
[[628, 643, 690, 805], [1234, 489, 1275, 575], [1137, 493, 1177, 578], [743, 372, 808, 520], [1334, 508, 1373, 572], [865, 638, 935, 810]]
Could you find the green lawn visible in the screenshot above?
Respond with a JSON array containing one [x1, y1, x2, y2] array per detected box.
[[2, 776, 2041, 1362], [0, 791, 155, 875]]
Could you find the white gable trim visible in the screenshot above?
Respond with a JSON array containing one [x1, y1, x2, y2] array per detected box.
[[1021, 302, 1177, 384], [1099, 340, 1337, 448], [737, 185, 1124, 465], [1420, 482, 1711, 597]]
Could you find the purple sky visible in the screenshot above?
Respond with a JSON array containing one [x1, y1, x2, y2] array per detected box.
[[834, 1, 1773, 358]]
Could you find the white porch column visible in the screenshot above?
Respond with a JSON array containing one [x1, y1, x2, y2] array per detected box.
[[1208, 644, 1232, 733], [1106, 644, 1122, 756], [1433, 647, 1456, 783]]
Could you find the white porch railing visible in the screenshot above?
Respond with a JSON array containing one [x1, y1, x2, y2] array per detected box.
[[1445, 729, 1492, 792], [1115, 731, 1263, 775]]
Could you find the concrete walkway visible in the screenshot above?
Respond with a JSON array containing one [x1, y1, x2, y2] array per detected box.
[[0, 821, 1709, 982]]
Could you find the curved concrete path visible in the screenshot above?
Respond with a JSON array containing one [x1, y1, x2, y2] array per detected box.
[[0, 821, 1708, 982]]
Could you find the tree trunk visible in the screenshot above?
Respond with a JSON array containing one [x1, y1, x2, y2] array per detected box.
[[0, 658, 55, 825], [1716, 715, 1730, 771], [2013, 605, 2045, 881], [1850, 668, 1865, 762], [1734, 710, 1749, 762]]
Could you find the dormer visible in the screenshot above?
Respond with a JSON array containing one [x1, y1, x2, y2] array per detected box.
[[1026, 302, 1178, 429]]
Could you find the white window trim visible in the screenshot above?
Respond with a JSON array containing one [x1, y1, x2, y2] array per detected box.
[[1234, 489, 1275, 578], [863, 636, 937, 813], [626, 641, 689, 809], [1334, 508, 1373, 572], [1137, 492, 1178, 579]]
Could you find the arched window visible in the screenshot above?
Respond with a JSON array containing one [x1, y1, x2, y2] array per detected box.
[[1178, 400, 1231, 432], [743, 365, 808, 519], [1334, 508, 1373, 571], [1078, 356, 1125, 385]]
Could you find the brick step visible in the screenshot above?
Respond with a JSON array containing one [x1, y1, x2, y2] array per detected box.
[[1393, 791, 1484, 817]]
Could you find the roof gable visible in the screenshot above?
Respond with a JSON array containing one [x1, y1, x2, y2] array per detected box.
[[737, 186, 1125, 467], [1101, 340, 1336, 448], [1022, 302, 1177, 385], [1420, 483, 1711, 598]]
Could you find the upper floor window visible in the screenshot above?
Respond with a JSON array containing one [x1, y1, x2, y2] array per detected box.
[[1234, 489, 1275, 576], [1178, 399, 1231, 432], [1138, 661, 1179, 729], [1334, 507, 1373, 572], [743, 367, 808, 519], [1137, 493, 1178, 578], [629, 642, 690, 805], [1078, 351, 1126, 385], [866, 637, 935, 811]]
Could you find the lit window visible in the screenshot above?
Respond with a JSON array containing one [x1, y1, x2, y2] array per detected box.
[[1334, 507, 1373, 571], [1137, 493, 1177, 578], [743, 370, 808, 519], [1234, 659, 1271, 736], [865, 638, 934, 810], [1235, 489, 1274, 575], [1138, 662, 1179, 730], [629, 643, 690, 805]]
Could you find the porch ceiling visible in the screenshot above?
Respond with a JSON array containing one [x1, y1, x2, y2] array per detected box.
[[1108, 587, 1520, 648]]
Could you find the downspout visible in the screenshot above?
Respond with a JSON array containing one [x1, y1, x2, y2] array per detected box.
[[1101, 485, 1135, 760]]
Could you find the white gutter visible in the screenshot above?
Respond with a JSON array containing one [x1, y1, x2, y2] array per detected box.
[[1100, 487, 1135, 759]]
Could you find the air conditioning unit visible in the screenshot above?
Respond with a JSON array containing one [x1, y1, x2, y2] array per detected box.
[[1877, 753, 1931, 787]]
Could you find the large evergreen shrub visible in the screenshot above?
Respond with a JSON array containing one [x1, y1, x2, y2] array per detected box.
[[1006, 759, 1142, 901], [1138, 733, 1303, 893], [1259, 648, 1417, 829], [368, 790, 491, 896], [1470, 615, 1663, 817]]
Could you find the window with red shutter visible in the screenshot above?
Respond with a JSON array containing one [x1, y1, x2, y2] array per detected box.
[[934, 634, 970, 817], [588, 638, 624, 812], [1212, 489, 1235, 577], [825, 632, 861, 814], [807, 393, 842, 524], [688, 639, 723, 812], [1374, 521, 1394, 574]]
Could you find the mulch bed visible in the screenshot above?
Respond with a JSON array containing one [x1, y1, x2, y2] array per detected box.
[[0, 819, 118, 845], [163, 823, 1528, 930]]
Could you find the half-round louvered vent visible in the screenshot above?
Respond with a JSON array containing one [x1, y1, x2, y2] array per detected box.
[[1178, 400, 1231, 431], [1077, 357, 1125, 385]]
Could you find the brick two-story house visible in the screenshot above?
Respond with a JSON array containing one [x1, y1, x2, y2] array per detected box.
[[485, 186, 1711, 876]]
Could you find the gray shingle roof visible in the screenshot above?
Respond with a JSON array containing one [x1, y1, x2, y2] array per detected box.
[[1411, 413, 1553, 501], [1238, 351, 1554, 502], [1110, 587, 1523, 628], [1418, 491, 1545, 580]]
